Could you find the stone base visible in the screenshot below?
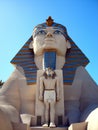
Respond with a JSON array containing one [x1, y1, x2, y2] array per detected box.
[[30, 127, 68, 130], [12, 122, 30, 130], [68, 122, 87, 130]]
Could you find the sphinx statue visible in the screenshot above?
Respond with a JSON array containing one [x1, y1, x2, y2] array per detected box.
[[0, 16, 98, 130]]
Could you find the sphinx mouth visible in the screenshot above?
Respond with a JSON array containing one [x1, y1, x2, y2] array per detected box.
[[44, 38, 55, 42]]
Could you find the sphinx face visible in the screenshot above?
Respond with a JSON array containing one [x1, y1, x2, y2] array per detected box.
[[31, 27, 71, 56]]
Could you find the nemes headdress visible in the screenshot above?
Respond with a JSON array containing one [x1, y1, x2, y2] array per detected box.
[[11, 17, 89, 85], [33, 16, 68, 39]]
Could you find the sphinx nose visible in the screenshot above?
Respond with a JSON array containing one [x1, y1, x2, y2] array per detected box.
[[46, 32, 53, 37]]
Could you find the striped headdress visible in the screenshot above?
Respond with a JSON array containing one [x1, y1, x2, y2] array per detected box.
[[11, 19, 89, 85]]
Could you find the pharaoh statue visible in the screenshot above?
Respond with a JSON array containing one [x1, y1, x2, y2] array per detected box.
[[39, 67, 60, 128], [0, 16, 98, 130]]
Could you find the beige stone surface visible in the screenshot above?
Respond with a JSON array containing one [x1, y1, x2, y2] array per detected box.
[[64, 66, 98, 124], [0, 110, 13, 130], [0, 66, 36, 129], [20, 114, 36, 126], [74, 66, 98, 111], [0, 70, 20, 111], [12, 122, 30, 130], [68, 122, 87, 130], [64, 67, 82, 124], [18, 78, 36, 115], [20, 114, 32, 125], [0, 66, 36, 115], [86, 108, 98, 130], [0, 104, 20, 123]]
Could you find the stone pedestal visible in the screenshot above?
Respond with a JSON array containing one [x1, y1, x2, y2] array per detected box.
[[35, 70, 65, 126], [30, 127, 68, 130], [12, 122, 31, 130], [68, 122, 87, 130]]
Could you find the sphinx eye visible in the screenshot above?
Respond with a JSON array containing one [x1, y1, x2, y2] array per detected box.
[[53, 30, 63, 35], [33, 30, 46, 37], [37, 30, 46, 35]]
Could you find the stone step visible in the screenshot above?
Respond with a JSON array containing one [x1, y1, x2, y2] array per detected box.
[[30, 126, 68, 130]]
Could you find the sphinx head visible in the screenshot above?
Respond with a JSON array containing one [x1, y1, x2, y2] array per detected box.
[[29, 17, 71, 56]]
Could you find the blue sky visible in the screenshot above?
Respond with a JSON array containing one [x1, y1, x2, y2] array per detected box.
[[0, 0, 98, 84]]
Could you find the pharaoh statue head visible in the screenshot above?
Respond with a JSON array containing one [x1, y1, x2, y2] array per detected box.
[[43, 67, 56, 79]]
